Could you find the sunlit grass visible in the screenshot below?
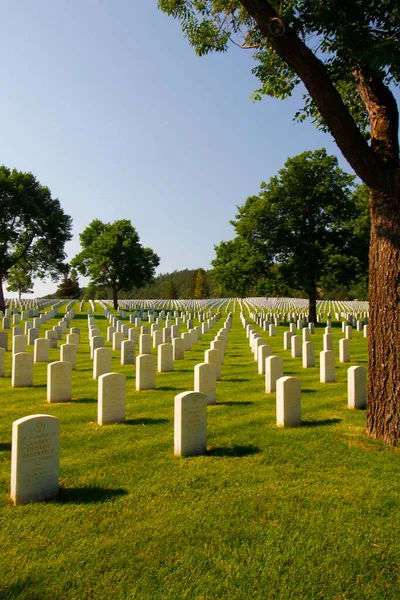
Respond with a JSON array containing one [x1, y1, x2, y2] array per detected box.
[[0, 302, 398, 600]]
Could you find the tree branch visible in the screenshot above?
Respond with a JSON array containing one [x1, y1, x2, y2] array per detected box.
[[239, 0, 387, 187]]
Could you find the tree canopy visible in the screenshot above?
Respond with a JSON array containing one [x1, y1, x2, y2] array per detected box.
[[5, 261, 34, 302], [212, 149, 368, 319], [159, 1, 400, 445], [0, 166, 72, 311], [72, 219, 160, 309]]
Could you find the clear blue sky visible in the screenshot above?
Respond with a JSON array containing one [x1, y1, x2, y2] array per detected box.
[[1, 1, 392, 297]]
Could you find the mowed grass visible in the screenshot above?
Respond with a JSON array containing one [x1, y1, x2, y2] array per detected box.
[[0, 302, 399, 600]]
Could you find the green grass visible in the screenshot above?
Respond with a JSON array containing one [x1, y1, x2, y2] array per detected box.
[[0, 302, 399, 600]]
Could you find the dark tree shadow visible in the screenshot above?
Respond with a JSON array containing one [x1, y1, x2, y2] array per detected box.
[[216, 401, 254, 406], [55, 486, 128, 504], [156, 386, 185, 391], [0, 442, 11, 451], [223, 377, 251, 382], [124, 418, 169, 426], [207, 445, 261, 457], [301, 418, 342, 427], [76, 397, 97, 403]]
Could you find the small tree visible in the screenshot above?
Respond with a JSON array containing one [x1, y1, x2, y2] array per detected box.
[[0, 166, 72, 312], [72, 219, 160, 309], [55, 268, 81, 299], [193, 268, 209, 299], [6, 262, 34, 302]]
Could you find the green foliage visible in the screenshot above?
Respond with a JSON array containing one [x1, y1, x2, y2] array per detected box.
[[193, 268, 210, 298], [126, 268, 216, 299], [0, 165, 72, 309], [213, 150, 369, 303], [5, 261, 34, 301], [158, 1, 400, 134], [71, 219, 160, 308], [55, 268, 81, 299]]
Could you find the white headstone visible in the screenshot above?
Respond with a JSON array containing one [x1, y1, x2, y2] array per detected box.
[[348, 365, 367, 409], [136, 354, 156, 390], [302, 341, 315, 368], [265, 355, 283, 393], [158, 343, 173, 372], [194, 363, 217, 405], [98, 373, 126, 425], [172, 337, 185, 360], [11, 414, 60, 505], [121, 340, 135, 365], [12, 352, 33, 387], [47, 361, 72, 403], [34, 338, 49, 363], [320, 350, 335, 383], [93, 347, 112, 379], [276, 376, 301, 427], [174, 391, 207, 457]]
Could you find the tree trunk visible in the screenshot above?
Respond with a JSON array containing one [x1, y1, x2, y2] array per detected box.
[[367, 179, 400, 445], [0, 277, 5, 313], [307, 286, 317, 325], [112, 286, 118, 311]]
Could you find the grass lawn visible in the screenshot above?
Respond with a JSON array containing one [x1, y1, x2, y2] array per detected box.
[[0, 301, 399, 600]]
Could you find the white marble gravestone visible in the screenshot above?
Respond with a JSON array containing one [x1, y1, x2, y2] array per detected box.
[[172, 337, 185, 360], [12, 335, 27, 355], [121, 340, 135, 365], [204, 348, 221, 381], [60, 343, 77, 369], [98, 373, 126, 425], [12, 352, 33, 387], [11, 414, 60, 505], [136, 354, 156, 390], [158, 343, 173, 372], [339, 338, 351, 363], [302, 341, 315, 368], [34, 338, 49, 363], [93, 347, 112, 379], [139, 334, 152, 355], [265, 355, 284, 393], [194, 363, 216, 405], [348, 366, 367, 409], [47, 361, 72, 403], [174, 391, 207, 457], [276, 376, 301, 427], [320, 350, 335, 383]]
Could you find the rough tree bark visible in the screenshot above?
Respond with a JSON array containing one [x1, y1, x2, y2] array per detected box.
[[240, 0, 400, 444], [0, 277, 5, 313]]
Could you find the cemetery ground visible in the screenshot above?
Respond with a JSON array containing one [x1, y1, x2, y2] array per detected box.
[[0, 302, 399, 600]]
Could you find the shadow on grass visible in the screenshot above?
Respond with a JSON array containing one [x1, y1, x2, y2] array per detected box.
[[34, 384, 46, 389], [157, 386, 186, 392], [207, 444, 261, 457], [0, 442, 11, 451], [223, 377, 251, 382], [302, 389, 318, 394], [76, 397, 96, 403], [124, 418, 169, 426], [301, 418, 342, 427], [216, 401, 254, 406], [56, 486, 128, 504]]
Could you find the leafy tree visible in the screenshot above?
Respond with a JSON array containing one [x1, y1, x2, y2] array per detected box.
[[216, 150, 364, 320], [193, 268, 210, 298], [72, 219, 160, 309], [55, 268, 81, 299], [159, 1, 400, 445], [165, 279, 178, 299], [5, 261, 34, 302], [211, 237, 265, 296], [0, 166, 72, 312]]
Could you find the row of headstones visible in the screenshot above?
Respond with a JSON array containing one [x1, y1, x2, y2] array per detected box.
[[241, 314, 367, 409], [5, 308, 227, 392], [10, 350, 365, 507], [9, 322, 234, 506]]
